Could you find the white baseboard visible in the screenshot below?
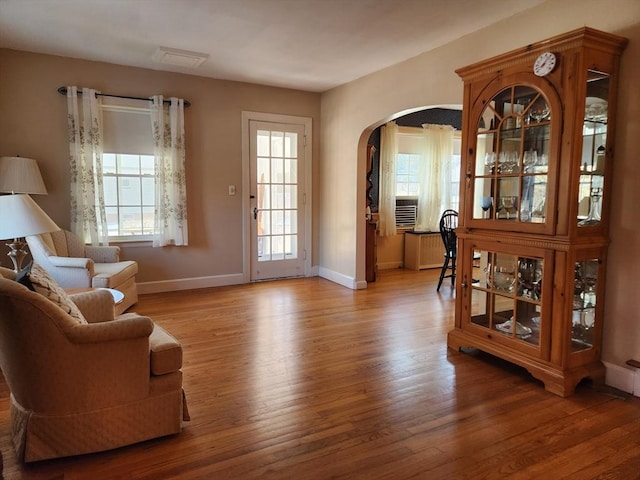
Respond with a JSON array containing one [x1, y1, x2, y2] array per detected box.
[[318, 266, 365, 290], [603, 361, 638, 396], [138, 267, 321, 295], [137, 273, 245, 294]]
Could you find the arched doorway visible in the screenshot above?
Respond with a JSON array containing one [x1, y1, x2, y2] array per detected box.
[[364, 106, 463, 283]]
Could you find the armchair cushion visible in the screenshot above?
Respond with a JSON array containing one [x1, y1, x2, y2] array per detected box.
[[149, 325, 183, 375], [28, 264, 87, 325]]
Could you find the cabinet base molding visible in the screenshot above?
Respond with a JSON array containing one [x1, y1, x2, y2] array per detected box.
[[447, 330, 605, 397]]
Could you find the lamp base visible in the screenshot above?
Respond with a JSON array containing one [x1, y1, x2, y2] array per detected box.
[[6, 239, 28, 273]]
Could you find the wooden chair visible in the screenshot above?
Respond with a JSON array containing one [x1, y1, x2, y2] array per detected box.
[[436, 209, 459, 292]]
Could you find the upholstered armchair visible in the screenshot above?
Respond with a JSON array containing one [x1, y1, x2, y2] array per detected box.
[[26, 229, 138, 314], [0, 265, 188, 463]]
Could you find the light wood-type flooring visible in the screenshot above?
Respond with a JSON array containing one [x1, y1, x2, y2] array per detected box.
[[1, 268, 639, 479]]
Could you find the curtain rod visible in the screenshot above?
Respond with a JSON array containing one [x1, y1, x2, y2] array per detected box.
[[56, 86, 191, 107]]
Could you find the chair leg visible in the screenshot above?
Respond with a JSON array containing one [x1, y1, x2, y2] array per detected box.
[[450, 256, 456, 288], [437, 256, 450, 292]]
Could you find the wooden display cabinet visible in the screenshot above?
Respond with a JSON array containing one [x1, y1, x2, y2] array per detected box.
[[447, 28, 627, 396]]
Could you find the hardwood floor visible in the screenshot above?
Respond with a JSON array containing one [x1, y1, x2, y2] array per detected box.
[[1, 268, 639, 479]]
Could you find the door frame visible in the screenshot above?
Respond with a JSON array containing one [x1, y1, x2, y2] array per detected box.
[[241, 111, 313, 282]]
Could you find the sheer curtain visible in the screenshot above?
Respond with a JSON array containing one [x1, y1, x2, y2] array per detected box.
[[67, 86, 109, 245], [415, 124, 455, 231], [378, 121, 399, 237], [151, 96, 189, 247]]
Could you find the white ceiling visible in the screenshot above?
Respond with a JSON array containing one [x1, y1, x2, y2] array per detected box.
[[0, 0, 546, 92]]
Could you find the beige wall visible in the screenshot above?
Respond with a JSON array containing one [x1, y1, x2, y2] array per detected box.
[[319, 0, 640, 370], [0, 49, 321, 284]]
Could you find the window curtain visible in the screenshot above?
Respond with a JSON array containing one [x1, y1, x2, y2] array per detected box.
[[415, 124, 455, 231], [67, 86, 109, 245], [150, 96, 189, 247], [378, 121, 399, 237]]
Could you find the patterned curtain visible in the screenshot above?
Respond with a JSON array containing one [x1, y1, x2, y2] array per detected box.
[[151, 96, 188, 247], [67, 86, 109, 245], [378, 121, 398, 237], [415, 124, 454, 231]]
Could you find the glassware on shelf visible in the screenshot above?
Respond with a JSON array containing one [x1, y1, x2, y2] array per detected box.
[[498, 151, 519, 174], [480, 196, 493, 218], [573, 262, 585, 309], [578, 187, 602, 226], [492, 265, 516, 293], [501, 196, 518, 220], [496, 318, 532, 338], [518, 258, 542, 300], [484, 152, 496, 174], [528, 97, 550, 123]]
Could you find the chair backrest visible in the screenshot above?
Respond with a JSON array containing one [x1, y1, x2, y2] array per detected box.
[[439, 209, 458, 255]]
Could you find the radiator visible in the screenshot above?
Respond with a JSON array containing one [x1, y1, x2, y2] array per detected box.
[[404, 232, 443, 270]]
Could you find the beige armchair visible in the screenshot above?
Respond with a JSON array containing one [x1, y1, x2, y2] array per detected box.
[[26, 229, 138, 314], [0, 266, 188, 463]]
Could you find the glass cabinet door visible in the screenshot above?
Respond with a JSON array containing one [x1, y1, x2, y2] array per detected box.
[[472, 85, 552, 227], [571, 257, 603, 352], [578, 70, 610, 227], [467, 245, 549, 358]]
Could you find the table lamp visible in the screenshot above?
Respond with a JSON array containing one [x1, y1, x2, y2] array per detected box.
[[0, 156, 48, 195], [0, 194, 60, 272], [0, 156, 58, 272]]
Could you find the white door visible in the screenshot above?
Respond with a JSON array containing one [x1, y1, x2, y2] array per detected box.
[[249, 120, 306, 280]]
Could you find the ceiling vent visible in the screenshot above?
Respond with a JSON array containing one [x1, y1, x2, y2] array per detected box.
[[152, 47, 209, 68]]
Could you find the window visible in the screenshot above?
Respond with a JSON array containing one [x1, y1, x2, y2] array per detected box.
[[103, 153, 155, 238], [394, 131, 461, 227], [396, 153, 421, 197], [101, 100, 156, 240]]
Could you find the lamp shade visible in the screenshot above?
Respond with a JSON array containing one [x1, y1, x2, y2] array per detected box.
[[0, 194, 60, 240], [0, 156, 48, 194]]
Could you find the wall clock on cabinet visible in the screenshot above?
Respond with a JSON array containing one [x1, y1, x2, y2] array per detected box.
[[533, 51, 556, 76]]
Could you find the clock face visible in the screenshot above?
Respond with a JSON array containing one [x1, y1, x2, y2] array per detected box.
[[533, 52, 556, 77]]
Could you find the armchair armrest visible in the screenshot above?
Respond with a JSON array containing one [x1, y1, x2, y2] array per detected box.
[[86, 245, 120, 263], [48, 256, 95, 270], [69, 289, 115, 323], [64, 314, 154, 344]]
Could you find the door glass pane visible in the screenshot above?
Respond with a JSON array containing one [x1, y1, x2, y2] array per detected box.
[[572, 259, 599, 351], [520, 175, 547, 223], [257, 130, 270, 156], [578, 70, 609, 227], [271, 157, 283, 183], [272, 210, 284, 235], [258, 236, 270, 261], [496, 177, 519, 220], [257, 157, 270, 183], [285, 185, 297, 209], [272, 184, 284, 209], [285, 158, 297, 183], [473, 178, 494, 220], [271, 132, 284, 157]]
